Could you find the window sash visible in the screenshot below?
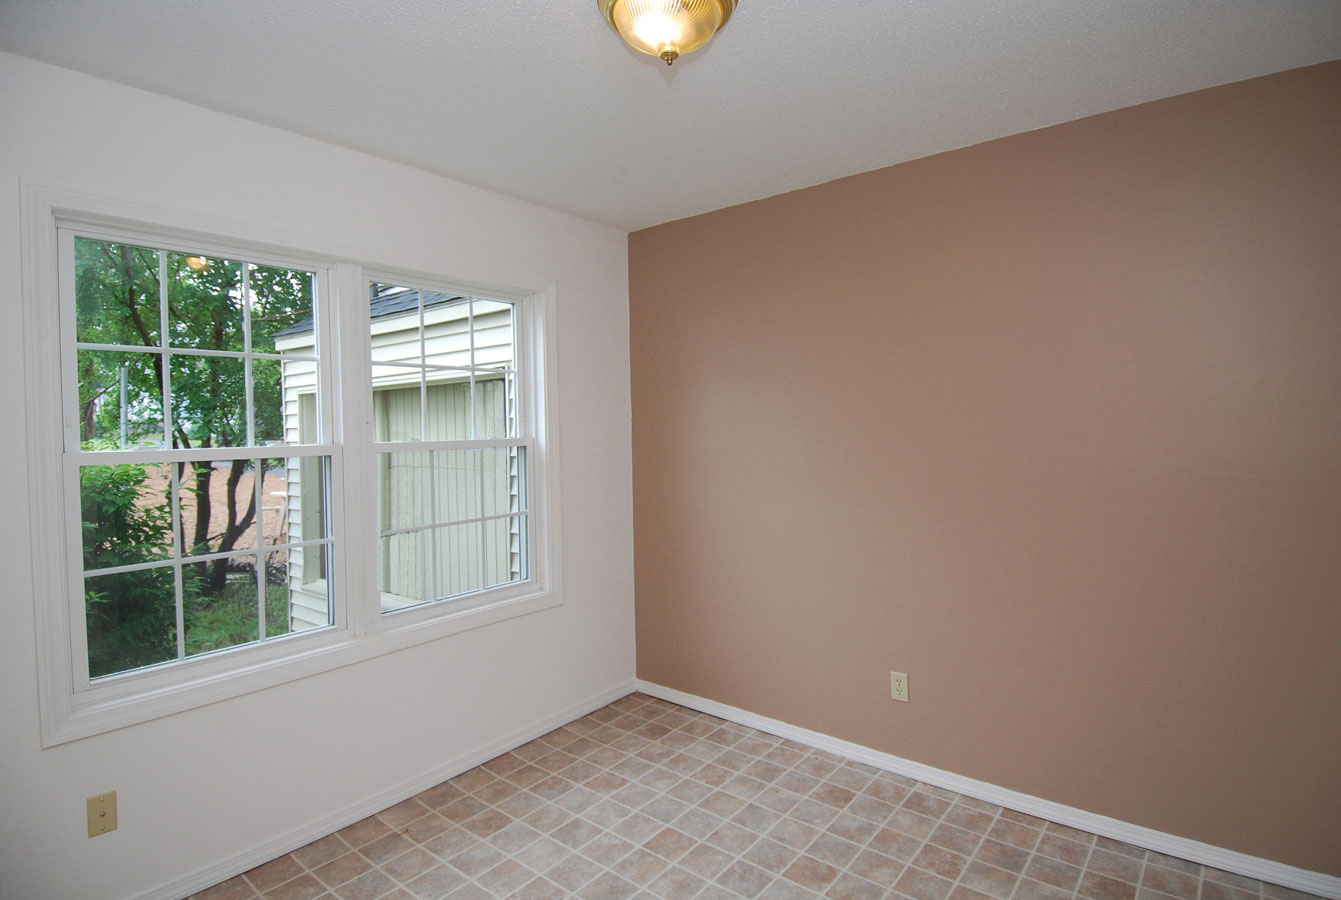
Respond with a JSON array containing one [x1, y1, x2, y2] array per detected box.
[[59, 226, 341, 691], [366, 281, 532, 614]]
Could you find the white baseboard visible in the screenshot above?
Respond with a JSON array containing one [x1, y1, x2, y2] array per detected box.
[[635, 680, 1340, 900], [136, 678, 638, 900]]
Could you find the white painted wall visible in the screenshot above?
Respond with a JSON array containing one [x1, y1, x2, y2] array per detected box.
[[0, 52, 635, 900]]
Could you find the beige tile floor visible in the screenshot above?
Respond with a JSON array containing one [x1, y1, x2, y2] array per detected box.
[[192, 694, 1325, 900]]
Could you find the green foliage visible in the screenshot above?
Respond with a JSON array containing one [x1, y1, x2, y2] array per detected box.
[[80, 458, 179, 678], [81, 457, 297, 677], [75, 238, 316, 676], [184, 572, 292, 656], [73, 240, 314, 448]]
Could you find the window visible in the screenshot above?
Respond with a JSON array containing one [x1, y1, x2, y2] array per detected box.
[[23, 188, 559, 744], [365, 283, 528, 613], [66, 234, 336, 684]]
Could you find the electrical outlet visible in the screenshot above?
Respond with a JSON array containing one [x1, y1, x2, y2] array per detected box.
[[87, 791, 117, 837], [890, 671, 909, 703]]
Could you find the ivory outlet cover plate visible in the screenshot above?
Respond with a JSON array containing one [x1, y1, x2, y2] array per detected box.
[[87, 791, 117, 837], [890, 671, 909, 702]]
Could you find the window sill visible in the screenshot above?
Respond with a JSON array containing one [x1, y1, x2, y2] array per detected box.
[[44, 584, 560, 747]]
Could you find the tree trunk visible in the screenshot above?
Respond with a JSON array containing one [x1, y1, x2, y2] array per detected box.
[[207, 459, 260, 592], [80, 354, 99, 439], [184, 460, 214, 590]]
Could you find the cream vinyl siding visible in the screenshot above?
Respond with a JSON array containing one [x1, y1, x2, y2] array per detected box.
[[277, 300, 520, 624]]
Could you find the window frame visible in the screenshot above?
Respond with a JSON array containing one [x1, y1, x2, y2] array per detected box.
[[58, 223, 347, 698], [22, 185, 563, 747], [355, 267, 559, 639]]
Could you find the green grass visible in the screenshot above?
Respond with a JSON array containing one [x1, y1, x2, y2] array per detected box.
[[184, 576, 291, 656]]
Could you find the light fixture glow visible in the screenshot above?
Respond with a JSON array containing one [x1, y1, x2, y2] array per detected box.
[[184, 256, 208, 271], [631, 11, 683, 49], [600, 0, 737, 66]]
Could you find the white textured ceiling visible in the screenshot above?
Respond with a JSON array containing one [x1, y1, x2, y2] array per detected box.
[[2, 1, 1339, 230]]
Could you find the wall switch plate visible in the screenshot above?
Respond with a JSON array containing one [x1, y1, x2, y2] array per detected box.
[[890, 671, 909, 702], [87, 791, 117, 837]]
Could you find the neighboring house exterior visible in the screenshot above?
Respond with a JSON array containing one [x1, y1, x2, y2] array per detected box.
[[274, 286, 522, 630]]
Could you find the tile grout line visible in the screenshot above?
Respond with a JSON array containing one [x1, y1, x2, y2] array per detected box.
[[615, 702, 929, 899], [509, 699, 981, 899], [614, 704, 893, 899], [224, 694, 1309, 900], [1075, 830, 1099, 900], [1137, 843, 1153, 900], [1005, 812, 1046, 900], [357, 699, 963, 898], [942, 803, 1005, 900]]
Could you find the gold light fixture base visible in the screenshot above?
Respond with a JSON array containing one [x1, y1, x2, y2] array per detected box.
[[599, 0, 738, 66]]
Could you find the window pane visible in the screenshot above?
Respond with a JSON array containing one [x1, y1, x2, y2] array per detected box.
[[80, 462, 174, 569], [423, 296, 471, 368], [85, 566, 177, 679], [252, 358, 287, 445], [368, 282, 528, 616], [472, 298, 514, 371], [370, 283, 424, 366], [76, 349, 164, 448], [183, 553, 259, 657], [434, 523, 483, 600], [473, 375, 513, 440], [169, 354, 247, 447], [166, 253, 244, 351], [372, 379, 423, 442], [270, 548, 331, 635], [481, 447, 523, 518], [177, 459, 270, 557], [485, 516, 527, 589], [372, 337, 425, 366], [433, 449, 481, 524], [262, 455, 330, 548], [74, 237, 161, 347], [423, 373, 473, 440], [378, 451, 434, 532], [379, 529, 432, 612], [249, 265, 316, 354]]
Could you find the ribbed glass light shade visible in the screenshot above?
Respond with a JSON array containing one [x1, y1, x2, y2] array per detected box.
[[601, 0, 737, 64]]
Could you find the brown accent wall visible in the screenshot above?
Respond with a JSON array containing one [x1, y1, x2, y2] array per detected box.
[[629, 61, 1341, 874]]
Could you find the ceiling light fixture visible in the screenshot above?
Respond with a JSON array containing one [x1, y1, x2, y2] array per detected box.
[[599, 0, 737, 66]]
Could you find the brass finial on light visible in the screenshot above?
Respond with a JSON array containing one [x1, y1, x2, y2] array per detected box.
[[599, 0, 738, 66]]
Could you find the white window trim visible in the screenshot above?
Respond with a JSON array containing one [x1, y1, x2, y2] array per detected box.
[[22, 184, 563, 747]]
